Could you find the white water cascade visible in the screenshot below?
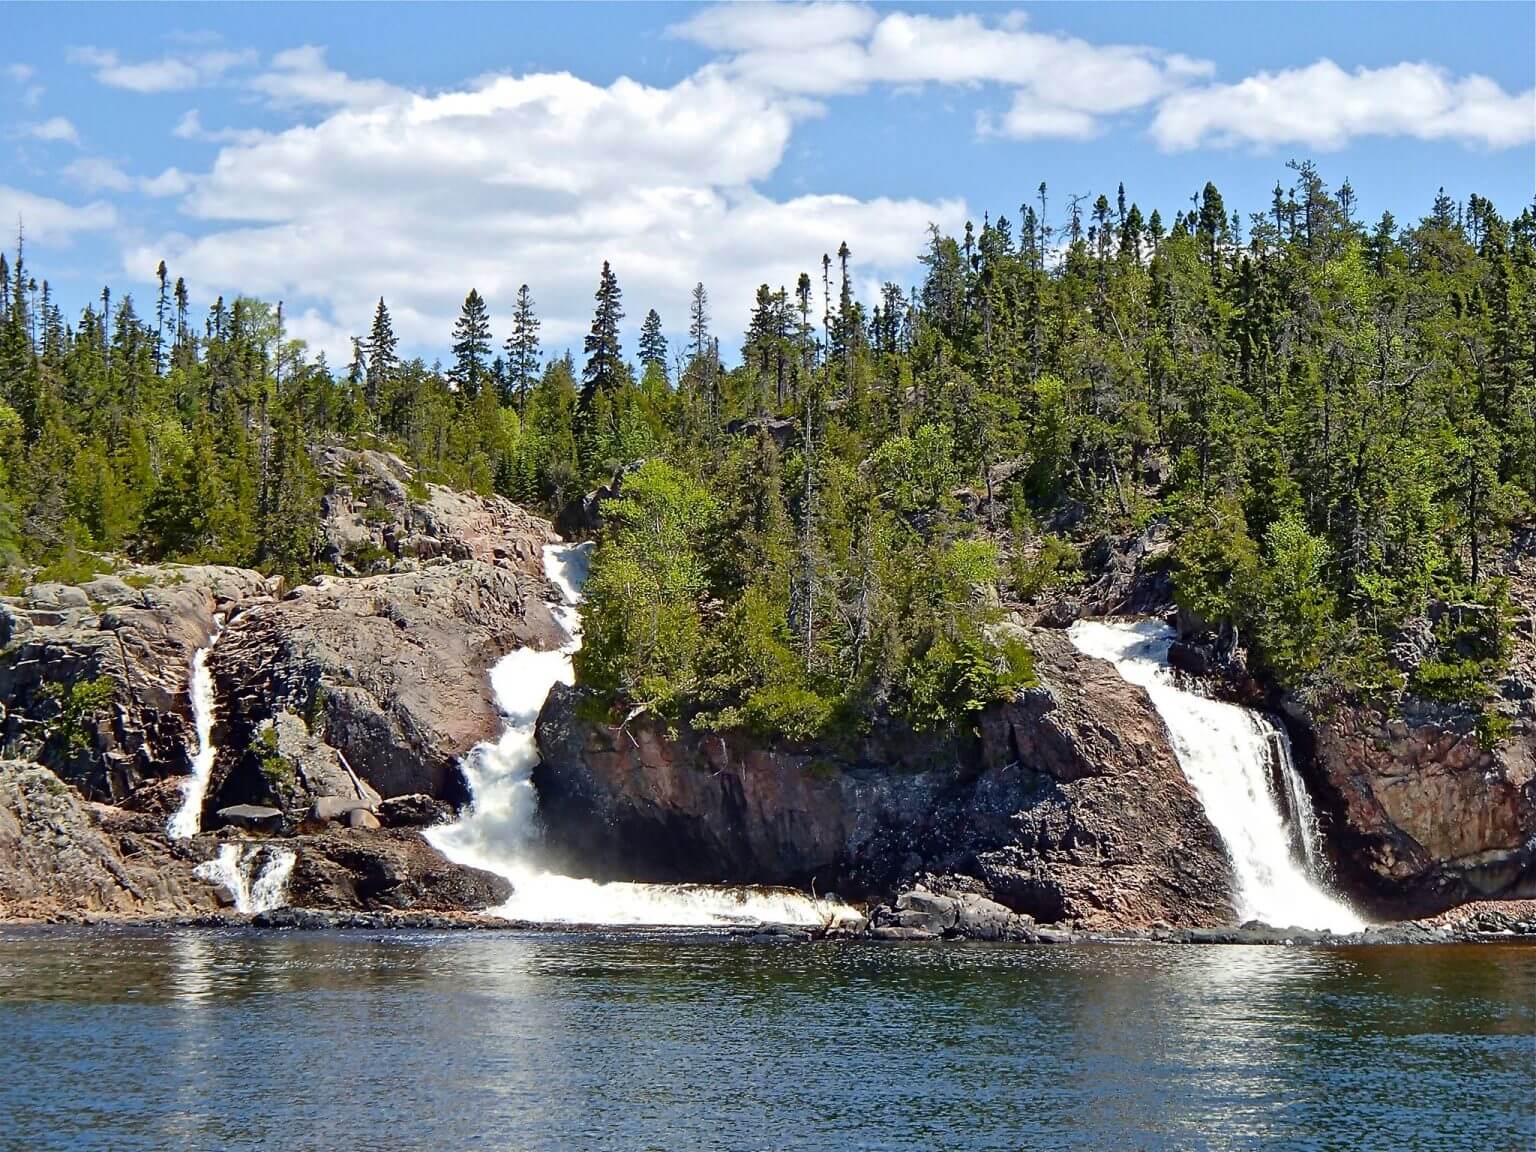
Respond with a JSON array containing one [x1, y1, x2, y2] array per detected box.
[[171, 613, 297, 914], [193, 843, 296, 915], [1068, 618, 1364, 933], [426, 543, 859, 929], [167, 614, 226, 841]]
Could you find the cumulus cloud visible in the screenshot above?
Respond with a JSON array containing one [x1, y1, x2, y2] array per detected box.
[[0, 184, 117, 243], [68, 45, 254, 93], [95, 5, 1530, 366], [134, 57, 960, 362], [1153, 59, 1535, 151], [22, 116, 79, 144]]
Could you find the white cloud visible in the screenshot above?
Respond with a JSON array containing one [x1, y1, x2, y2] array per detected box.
[[981, 94, 1099, 141], [68, 45, 254, 93], [5, 63, 35, 84], [62, 155, 132, 191], [134, 58, 961, 363], [142, 167, 191, 197], [23, 116, 79, 144], [173, 108, 264, 145], [672, 2, 877, 53], [673, 5, 1209, 135], [0, 185, 117, 243], [251, 45, 405, 110], [1153, 59, 1536, 151]]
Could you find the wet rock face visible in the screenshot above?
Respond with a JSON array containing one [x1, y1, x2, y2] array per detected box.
[[1293, 696, 1535, 912], [0, 566, 274, 800], [535, 630, 1236, 930], [316, 446, 555, 576], [208, 560, 566, 817]]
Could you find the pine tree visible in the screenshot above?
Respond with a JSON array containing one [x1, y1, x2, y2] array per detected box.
[[581, 262, 624, 413], [450, 289, 492, 399], [504, 284, 541, 414]]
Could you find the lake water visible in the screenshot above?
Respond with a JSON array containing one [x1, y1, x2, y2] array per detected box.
[[2, 929, 1532, 1151]]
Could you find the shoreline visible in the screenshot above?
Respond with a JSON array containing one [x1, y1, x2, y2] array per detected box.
[[4, 900, 1534, 947]]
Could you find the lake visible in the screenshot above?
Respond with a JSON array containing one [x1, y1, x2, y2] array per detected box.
[[1, 928, 1532, 1151]]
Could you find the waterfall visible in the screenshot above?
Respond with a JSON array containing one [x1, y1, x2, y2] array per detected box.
[[426, 543, 858, 930], [167, 614, 226, 841], [193, 843, 296, 915], [1068, 618, 1363, 933]]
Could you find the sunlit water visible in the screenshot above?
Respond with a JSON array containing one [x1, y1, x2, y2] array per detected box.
[[1, 929, 1530, 1151], [426, 543, 855, 929], [1069, 619, 1364, 933]]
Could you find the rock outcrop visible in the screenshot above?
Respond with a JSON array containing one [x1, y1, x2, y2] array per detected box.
[[286, 827, 512, 912], [316, 446, 555, 575], [534, 630, 1235, 929], [1289, 695, 1535, 914], [207, 559, 566, 818], [0, 760, 217, 920], [0, 565, 274, 799]]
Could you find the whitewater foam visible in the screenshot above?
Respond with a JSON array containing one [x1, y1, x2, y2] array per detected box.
[[426, 543, 857, 930], [1068, 618, 1364, 933], [167, 614, 225, 840], [194, 843, 296, 915]]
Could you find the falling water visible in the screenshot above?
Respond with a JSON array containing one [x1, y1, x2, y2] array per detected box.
[[1068, 618, 1363, 933], [193, 843, 296, 915], [426, 543, 859, 929], [167, 614, 226, 841]]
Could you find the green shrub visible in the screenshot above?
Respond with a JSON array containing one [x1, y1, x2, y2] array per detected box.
[[1010, 535, 1082, 600]]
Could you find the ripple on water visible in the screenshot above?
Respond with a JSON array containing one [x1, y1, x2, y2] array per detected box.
[[0, 929, 1531, 1151]]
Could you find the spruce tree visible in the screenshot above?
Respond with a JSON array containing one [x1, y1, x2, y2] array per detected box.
[[365, 297, 398, 409], [450, 288, 492, 399], [580, 262, 624, 413], [504, 284, 541, 414], [638, 308, 668, 379]]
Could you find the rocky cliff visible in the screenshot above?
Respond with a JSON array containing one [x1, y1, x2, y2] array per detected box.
[[1283, 587, 1536, 915], [0, 450, 560, 923], [206, 559, 563, 819], [0, 565, 275, 800], [534, 629, 1236, 930]]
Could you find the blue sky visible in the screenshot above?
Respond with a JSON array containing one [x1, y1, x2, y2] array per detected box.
[[4, 2, 1533, 365]]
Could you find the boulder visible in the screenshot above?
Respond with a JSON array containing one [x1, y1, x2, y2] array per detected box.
[[216, 804, 285, 833], [286, 827, 512, 912], [377, 793, 454, 828], [534, 629, 1235, 930]]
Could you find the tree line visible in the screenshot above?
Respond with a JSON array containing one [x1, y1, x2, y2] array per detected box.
[[0, 161, 1529, 741]]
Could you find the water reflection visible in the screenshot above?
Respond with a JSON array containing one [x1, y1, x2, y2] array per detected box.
[[1, 930, 1531, 1152]]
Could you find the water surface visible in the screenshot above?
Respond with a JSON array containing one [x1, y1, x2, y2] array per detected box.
[[2, 929, 1531, 1151]]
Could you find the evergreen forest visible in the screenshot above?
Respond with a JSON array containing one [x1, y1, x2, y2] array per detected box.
[[1, 164, 1530, 741]]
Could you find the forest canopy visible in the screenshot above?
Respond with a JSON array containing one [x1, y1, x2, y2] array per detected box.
[[1, 163, 1530, 740]]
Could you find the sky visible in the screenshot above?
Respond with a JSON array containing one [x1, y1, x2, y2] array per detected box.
[[4, 1, 1533, 367]]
